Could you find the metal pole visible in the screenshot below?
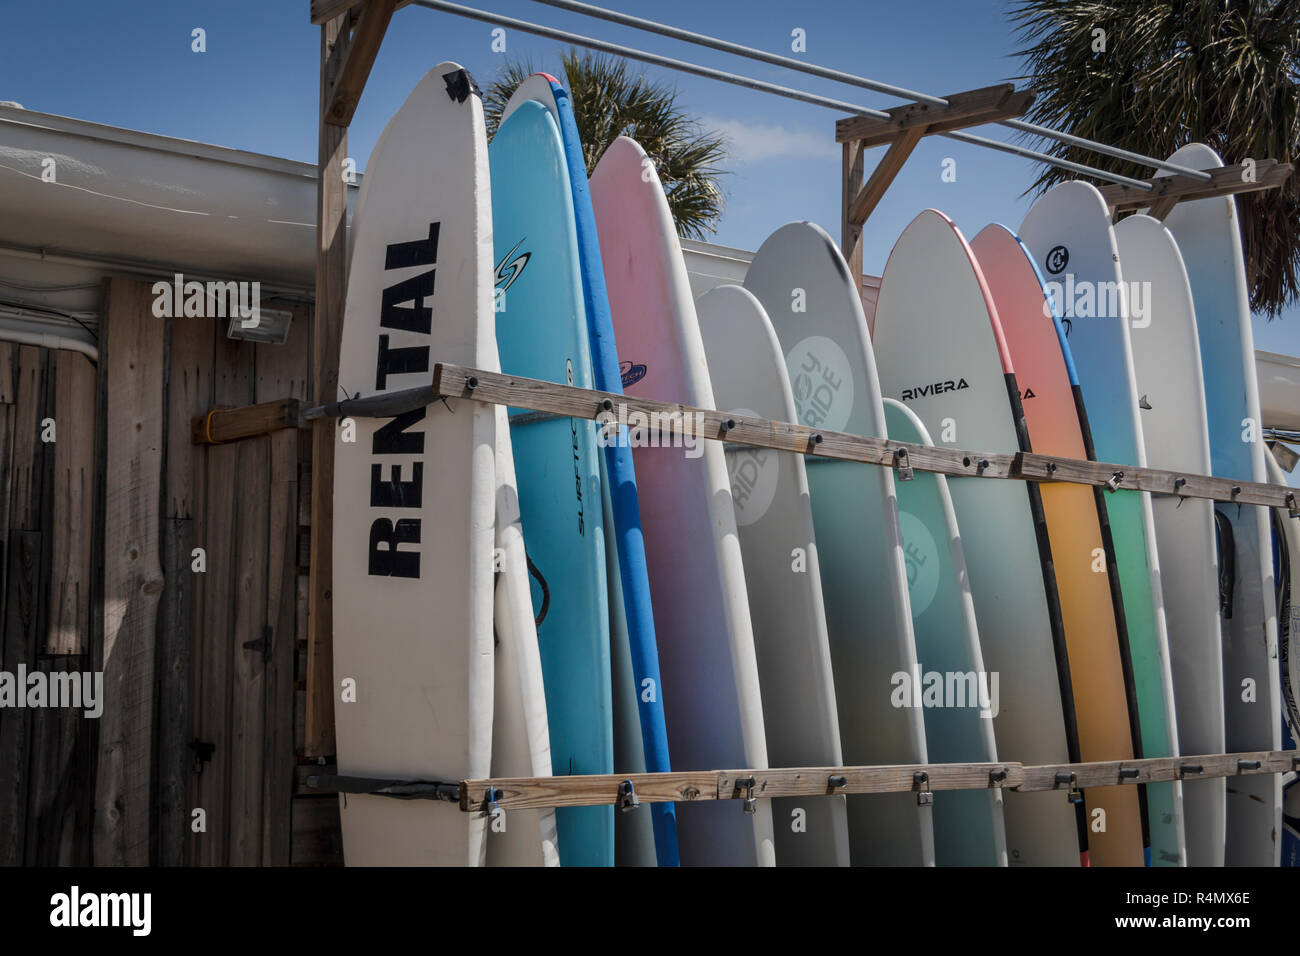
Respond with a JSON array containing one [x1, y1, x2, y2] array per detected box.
[[413, 0, 1153, 191], [533, 0, 1212, 182]]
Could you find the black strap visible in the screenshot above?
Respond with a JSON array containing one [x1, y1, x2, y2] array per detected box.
[[1214, 509, 1236, 620], [527, 552, 550, 627]]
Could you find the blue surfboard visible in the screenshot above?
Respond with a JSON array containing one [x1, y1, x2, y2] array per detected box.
[[503, 74, 679, 866], [490, 100, 612, 866]]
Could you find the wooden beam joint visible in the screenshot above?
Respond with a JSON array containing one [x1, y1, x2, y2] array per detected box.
[[1100, 160, 1293, 215]]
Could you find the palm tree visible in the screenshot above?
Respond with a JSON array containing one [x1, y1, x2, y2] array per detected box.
[[483, 49, 728, 240], [1009, 0, 1300, 316]]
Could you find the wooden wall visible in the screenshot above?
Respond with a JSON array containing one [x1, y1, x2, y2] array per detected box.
[[0, 275, 341, 866]]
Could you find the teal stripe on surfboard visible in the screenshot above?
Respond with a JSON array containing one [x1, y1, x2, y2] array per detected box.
[[490, 100, 612, 866]]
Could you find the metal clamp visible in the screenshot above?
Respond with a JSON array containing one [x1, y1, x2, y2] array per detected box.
[[1118, 767, 1140, 781], [1237, 759, 1262, 773], [1174, 477, 1187, 494], [1105, 471, 1124, 492], [719, 418, 736, 434], [894, 447, 914, 481], [1288, 493, 1300, 518], [827, 774, 847, 792], [736, 775, 758, 814], [618, 778, 640, 813], [1055, 771, 1083, 805], [1179, 763, 1204, 777], [482, 786, 502, 818], [914, 771, 933, 807], [988, 768, 1008, 787]]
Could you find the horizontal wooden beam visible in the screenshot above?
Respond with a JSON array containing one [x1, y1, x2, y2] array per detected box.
[[1100, 160, 1293, 214], [835, 84, 1034, 147], [1014, 451, 1296, 510], [324, 0, 398, 127], [429, 363, 1300, 510], [311, 0, 415, 25], [191, 399, 301, 445], [459, 750, 1298, 811]]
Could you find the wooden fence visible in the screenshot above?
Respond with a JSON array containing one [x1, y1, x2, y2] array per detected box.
[[0, 276, 339, 865]]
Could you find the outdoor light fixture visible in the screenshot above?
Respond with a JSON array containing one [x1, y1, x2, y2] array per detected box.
[[227, 305, 292, 345]]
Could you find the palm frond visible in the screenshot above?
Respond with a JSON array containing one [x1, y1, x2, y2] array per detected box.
[[1008, 0, 1300, 316], [483, 49, 728, 239]]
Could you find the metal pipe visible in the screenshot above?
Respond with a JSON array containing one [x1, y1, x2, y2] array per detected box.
[[415, 0, 1153, 191], [532, 0, 1211, 182]]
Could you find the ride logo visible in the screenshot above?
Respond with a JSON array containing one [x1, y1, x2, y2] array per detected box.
[[366, 223, 439, 579]]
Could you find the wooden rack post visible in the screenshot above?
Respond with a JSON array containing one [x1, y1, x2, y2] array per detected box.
[[837, 84, 1035, 291]]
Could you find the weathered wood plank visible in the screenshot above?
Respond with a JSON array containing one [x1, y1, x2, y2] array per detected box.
[[1016, 751, 1299, 792], [257, 310, 308, 865], [289, 795, 343, 865], [157, 517, 193, 866], [324, 0, 398, 127], [834, 84, 1034, 146], [24, 652, 95, 865], [189, 334, 252, 866], [0, 342, 14, 402], [95, 277, 166, 867], [1100, 160, 1293, 213], [228, 433, 270, 865], [841, 139, 864, 287], [47, 351, 96, 655], [0, 531, 43, 864], [427, 363, 1300, 511], [307, 14, 351, 758], [190, 398, 301, 445], [166, 315, 215, 519], [10, 346, 47, 532]]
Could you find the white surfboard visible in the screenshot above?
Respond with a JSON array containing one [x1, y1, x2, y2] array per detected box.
[[697, 283, 850, 867], [487, 403, 560, 867], [1160, 143, 1282, 866], [333, 63, 497, 865], [744, 221, 934, 866], [1116, 213, 1226, 867], [590, 136, 774, 866], [873, 209, 1080, 866]]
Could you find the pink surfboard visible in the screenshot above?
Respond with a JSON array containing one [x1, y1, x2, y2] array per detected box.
[[589, 136, 774, 866]]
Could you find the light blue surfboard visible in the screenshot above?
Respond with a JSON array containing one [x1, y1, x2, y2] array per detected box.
[[490, 100, 612, 866], [501, 74, 678, 866]]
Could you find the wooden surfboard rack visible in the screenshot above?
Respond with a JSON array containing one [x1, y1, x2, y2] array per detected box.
[[193, 361, 1300, 511], [298, 748, 1300, 813]]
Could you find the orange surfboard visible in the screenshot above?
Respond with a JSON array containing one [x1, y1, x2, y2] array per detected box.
[[971, 224, 1146, 867]]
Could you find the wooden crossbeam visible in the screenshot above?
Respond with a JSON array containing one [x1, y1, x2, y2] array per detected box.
[[1099, 160, 1293, 215], [190, 399, 301, 445], [430, 363, 1300, 511], [323, 0, 398, 127], [459, 751, 1299, 811], [835, 84, 1034, 147], [311, 0, 414, 25]]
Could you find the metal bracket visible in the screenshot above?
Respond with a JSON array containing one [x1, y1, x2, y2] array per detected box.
[[894, 447, 914, 481], [1105, 471, 1124, 492], [189, 738, 215, 776], [1055, 770, 1083, 805], [736, 775, 758, 814], [242, 625, 272, 661], [304, 773, 462, 802], [1118, 766, 1140, 781], [913, 771, 933, 807], [1179, 763, 1204, 778], [483, 786, 502, 818], [618, 779, 640, 813], [827, 774, 847, 792], [1288, 492, 1300, 518], [988, 768, 1008, 787], [1237, 759, 1262, 773]]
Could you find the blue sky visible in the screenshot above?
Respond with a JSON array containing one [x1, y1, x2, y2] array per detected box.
[[2, 0, 1296, 348]]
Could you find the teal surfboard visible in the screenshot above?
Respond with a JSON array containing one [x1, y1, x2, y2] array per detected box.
[[502, 74, 678, 866], [883, 398, 1007, 866], [490, 100, 612, 866]]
